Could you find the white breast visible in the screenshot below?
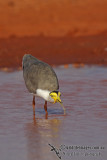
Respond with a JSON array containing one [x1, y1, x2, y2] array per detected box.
[[36, 89, 54, 102]]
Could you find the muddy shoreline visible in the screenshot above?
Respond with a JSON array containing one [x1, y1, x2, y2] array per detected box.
[[0, 34, 107, 69]]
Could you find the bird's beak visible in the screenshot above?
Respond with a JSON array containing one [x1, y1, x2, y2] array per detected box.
[[57, 96, 66, 114], [57, 96, 62, 104]]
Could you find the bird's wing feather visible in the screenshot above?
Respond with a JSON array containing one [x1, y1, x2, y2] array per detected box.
[[23, 58, 59, 94]]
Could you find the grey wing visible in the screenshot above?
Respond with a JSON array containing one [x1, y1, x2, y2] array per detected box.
[[23, 63, 39, 93], [37, 63, 59, 91], [23, 62, 59, 94]]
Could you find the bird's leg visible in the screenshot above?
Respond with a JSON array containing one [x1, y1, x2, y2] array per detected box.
[[45, 113, 48, 119], [32, 95, 35, 115], [44, 101, 48, 115]]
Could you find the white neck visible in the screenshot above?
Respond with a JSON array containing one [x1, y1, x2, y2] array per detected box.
[[36, 89, 54, 102]]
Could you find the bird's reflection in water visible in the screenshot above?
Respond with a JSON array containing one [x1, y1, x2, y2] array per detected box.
[[25, 114, 63, 160]]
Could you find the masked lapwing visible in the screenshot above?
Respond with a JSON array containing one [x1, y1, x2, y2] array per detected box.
[[22, 54, 65, 115]]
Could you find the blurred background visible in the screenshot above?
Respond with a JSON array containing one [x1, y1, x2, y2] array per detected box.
[[0, 0, 107, 69], [0, 1, 107, 160]]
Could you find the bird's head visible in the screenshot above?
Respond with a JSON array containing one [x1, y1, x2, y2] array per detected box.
[[49, 91, 62, 104]]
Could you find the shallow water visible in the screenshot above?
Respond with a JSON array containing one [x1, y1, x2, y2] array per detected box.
[[0, 65, 107, 160]]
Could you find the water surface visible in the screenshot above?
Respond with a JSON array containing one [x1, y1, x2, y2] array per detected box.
[[0, 65, 107, 160]]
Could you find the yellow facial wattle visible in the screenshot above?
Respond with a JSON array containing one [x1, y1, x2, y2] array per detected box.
[[49, 91, 62, 104], [50, 91, 66, 114]]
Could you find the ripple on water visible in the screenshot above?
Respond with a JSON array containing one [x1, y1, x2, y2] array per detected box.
[[0, 66, 107, 160]]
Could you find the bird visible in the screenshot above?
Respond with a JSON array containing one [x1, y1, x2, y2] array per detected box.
[[22, 54, 65, 115]]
